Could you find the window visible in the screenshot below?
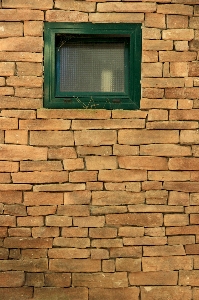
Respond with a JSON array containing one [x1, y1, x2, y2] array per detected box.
[[44, 23, 142, 110]]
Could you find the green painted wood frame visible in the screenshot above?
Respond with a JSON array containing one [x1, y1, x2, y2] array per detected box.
[[44, 22, 142, 110]]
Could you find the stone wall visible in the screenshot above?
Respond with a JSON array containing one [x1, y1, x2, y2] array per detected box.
[[0, 0, 199, 299]]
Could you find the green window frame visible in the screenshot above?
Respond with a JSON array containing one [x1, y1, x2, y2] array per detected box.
[[44, 22, 142, 110]]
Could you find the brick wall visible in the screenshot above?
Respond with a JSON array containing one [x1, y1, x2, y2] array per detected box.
[[0, 0, 199, 299]]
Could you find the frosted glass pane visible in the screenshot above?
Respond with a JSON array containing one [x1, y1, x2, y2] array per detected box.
[[58, 42, 125, 93]]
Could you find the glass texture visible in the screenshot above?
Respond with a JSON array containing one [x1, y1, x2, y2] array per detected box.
[[58, 42, 125, 92]]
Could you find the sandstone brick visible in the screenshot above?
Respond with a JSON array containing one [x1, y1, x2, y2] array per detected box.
[[141, 89, 165, 99], [24, 21, 43, 36], [141, 286, 192, 300], [148, 109, 169, 120], [112, 110, 147, 119], [21, 249, 47, 259], [142, 256, 193, 271], [74, 130, 116, 146], [89, 228, 117, 239], [181, 130, 199, 144], [168, 235, 195, 245], [158, 4, 193, 15], [63, 158, 84, 171], [190, 16, 199, 28], [142, 182, 163, 191], [20, 119, 70, 130], [33, 183, 85, 192], [15, 87, 42, 98], [164, 181, 199, 192], [46, 216, 72, 227], [118, 156, 168, 170], [91, 238, 123, 248], [175, 41, 189, 51], [0, 215, 16, 226], [113, 145, 139, 156], [0, 62, 15, 76], [64, 191, 91, 205], [164, 214, 189, 226], [99, 170, 147, 182], [91, 249, 109, 259], [106, 213, 163, 227], [143, 245, 186, 256], [167, 15, 188, 28], [0, 86, 14, 95], [0, 52, 42, 62], [12, 171, 68, 184], [49, 247, 90, 259], [73, 216, 105, 227], [129, 271, 178, 286], [45, 273, 71, 287], [140, 144, 191, 157], [145, 13, 166, 28], [88, 179, 110, 191], [48, 147, 77, 159], [0, 37, 43, 52], [26, 272, 44, 287], [50, 259, 101, 272], [7, 76, 42, 87], [120, 227, 145, 237], [142, 78, 184, 88], [124, 236, 167, 246], [163, 29, 194, 40], [46, 10, 88, 22], [27, 205, 57, 216], [17, 216, 44, 227], [8, 228, 31, 237], [55, 0, 95, 11], [91, 206, 127, 215], [170, 62, 188, 77], [160, 51, 197, 62], [16, 62, 42, 76], [4, 204, 26, 216], [24, 192, 63, 206], [70, 171, 97, 182], [0, 248, 8, 259], [179, 270, 199, 286], [143, 28, 161, 40], [20, 161, 62, 172], [0, 183, 32, 191], [0, 21, 23, 37], [0, 9, 44, 21], [62, 227, 88, 238], [128, 204, 183, 213], [72, 119, 145, 130], [142, 62, 162, 77], [85, 156, 117, 170], [37, 109, 111, 119], [143, 40, 173, 51], [30, 131, 74, 146], [102, 260, 115, 272], [118, 129, 179, 144], [0, 191, 22, 204], [57, 205, 89, 217], [0, 287, 33, 300], [34, 287, 88, 300], [97, 2, 156, 12], [5, 130, 28, 145], [169, 191, 189, 205], [89, 12, 144, 23], [72, 272, 128, 288], [169, 157, 199, 170], [116, 258, 141, 272], [92, 191, 144, 206], [142, 51, 158, 62], [4, 237, 52, 249], [77, 146, 111, 156], [148, 170, 190, 181], [0, 96, 42, 109], [32, 227, 59, 238], [2, 0, 53, 9]]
